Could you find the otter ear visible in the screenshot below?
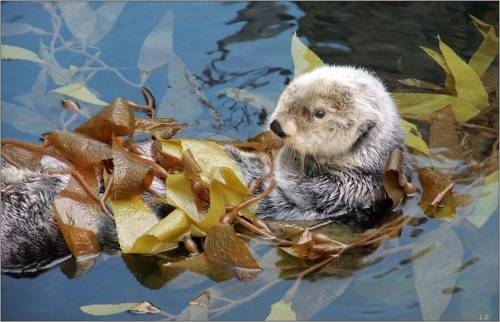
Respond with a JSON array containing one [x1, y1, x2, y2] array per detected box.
[[359, 120, 376, 134], [351, 120, 376, 150]]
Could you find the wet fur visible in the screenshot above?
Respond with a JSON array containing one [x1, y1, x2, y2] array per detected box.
[[0, 141, 160, 274], [1, 65, 409, 273], [226, 65, 411, 223]]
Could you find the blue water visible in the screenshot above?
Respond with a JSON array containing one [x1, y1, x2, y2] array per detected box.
[[1, 2, 498, 320]]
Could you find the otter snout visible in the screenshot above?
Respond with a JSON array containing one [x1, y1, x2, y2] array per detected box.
[[270, 120, 287, 138]]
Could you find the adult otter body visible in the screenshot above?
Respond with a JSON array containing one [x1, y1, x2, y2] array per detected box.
[[1, 65, 409, 273]]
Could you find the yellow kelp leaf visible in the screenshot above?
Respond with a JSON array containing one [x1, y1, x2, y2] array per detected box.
[[393, 93, 480, 122], [217, 180, 256, 219], [132, 209, 190, 253], [291, 32, 325, 76], [469, 23, 499, 77], [178, 139, 248, 188], [420, 46, 450, 73], [438, 39, 489, 109], [109, 195, 177, 254], [196, 180, 226, 231], [158, 140, 183, 159], [467, 171, 499, 228], [165, 173, 200, 221], [401, 120, 430, 156], [215, 166, 250, 196], [469, 14, 493, 36], [52, 83, 107, 106], [420, 46, 455, 92], [266, 300, 297, 321], [1, 44, 41, 63], [190, 224, 207, 237]]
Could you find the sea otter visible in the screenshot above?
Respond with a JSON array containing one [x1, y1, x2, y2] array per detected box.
[[226, 65, 410, 224], [1, 65, 409, 273]]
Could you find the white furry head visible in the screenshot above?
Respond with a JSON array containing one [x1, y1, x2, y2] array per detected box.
[[269, 65, 400, 158]]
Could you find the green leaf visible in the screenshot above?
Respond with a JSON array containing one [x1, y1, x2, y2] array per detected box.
[[467, 171, 499, 228], [420, 46, 450, 73], [401, 120, 430, 156], [420, 46, 455, 92], [87, 2, 126, 45], [81, 301, 160, 316], [2, 101, 56, 136], [469, 14, 493, 37], [438, 38, 489, 109], [1, 44, 41, 63], [291, 32, 325, 76], [266, 300, 297, 321], [52, 83, 107, 106], [469, 24, 499, 77], [138, 11, 174, 76], [58, 2, 97, 41], [1, 23, 33, 37], [393, 93, 480, 122], [412, 226, 463, 320]]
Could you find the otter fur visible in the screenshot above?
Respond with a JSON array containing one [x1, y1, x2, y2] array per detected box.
[[1, 65, 409, 273], [226, 65, 410, 223]]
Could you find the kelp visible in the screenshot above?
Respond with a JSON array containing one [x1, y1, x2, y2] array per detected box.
[[2, 11, 499, 322]]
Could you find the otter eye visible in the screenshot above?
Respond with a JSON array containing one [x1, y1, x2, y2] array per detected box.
[[314, 110, 326, 119]]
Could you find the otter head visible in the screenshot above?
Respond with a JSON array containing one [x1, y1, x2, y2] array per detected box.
[[269, 65, 391, 158]]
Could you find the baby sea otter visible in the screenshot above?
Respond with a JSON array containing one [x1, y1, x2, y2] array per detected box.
[[226, 65, 409, 223], [1, 65, 409, 273]]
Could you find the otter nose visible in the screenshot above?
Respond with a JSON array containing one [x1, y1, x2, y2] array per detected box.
[[270, 120, 286, 138]]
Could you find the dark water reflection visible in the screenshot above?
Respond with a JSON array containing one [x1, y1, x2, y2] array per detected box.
[[1, 1, 498, 320]]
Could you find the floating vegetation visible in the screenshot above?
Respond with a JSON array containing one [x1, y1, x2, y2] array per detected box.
[[1, 6, 498, 320]]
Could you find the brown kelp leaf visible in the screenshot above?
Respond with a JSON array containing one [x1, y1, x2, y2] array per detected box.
[[1, 144, 42, 170], [429, 105, 461, 159], [419, 168, 455, 209], [60, 256, 97, 279], [161, 254, 232, 282], [46, 131, 112, 166], [61, 99, 81, 112], [151, 140, 184, 172], [183, 149, 210, 206], [182, 149, 203, 181], [110, 145, 154, 200], [424, 190, 456, 221], [248, 130, 284, 153], [204, 223, 261, 280], [53, 174, 103, 257], [57, 221, 100, 257], [281, 230, 323, 260], [383, 149, 406, 206], [75, 98, 135, 144], [134, 118, 186, 139]]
